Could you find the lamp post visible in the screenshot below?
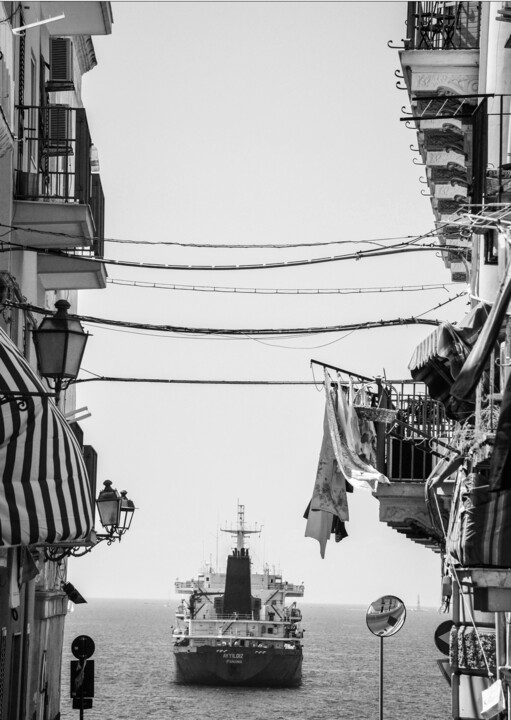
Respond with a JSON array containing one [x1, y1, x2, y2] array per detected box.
[[43, 481, 136, 561], [32, 299, 89, 404], [96, 481, 136, 544]]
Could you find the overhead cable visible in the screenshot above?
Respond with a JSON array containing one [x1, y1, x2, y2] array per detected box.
[[3, 299, 442, 336], [0, 236, 467, 272], [75, 377, 317, 386], [0, 220, 440, 249], [107, 278, 459, 295]]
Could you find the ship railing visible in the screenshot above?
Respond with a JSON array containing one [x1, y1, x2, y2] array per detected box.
[[178, 635, 301, 647], [275, 583, 305, 593], [175, 580, 205, 591]]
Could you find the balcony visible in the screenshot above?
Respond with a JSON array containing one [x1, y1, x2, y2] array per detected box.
[[397, 4, 484, 281], [373, 380, 457, 551], [13, 105, 106, 290], [405, 2, 481, 51]]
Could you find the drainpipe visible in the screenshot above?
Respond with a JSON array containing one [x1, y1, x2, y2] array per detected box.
[[485, 3, 511, 168], [477, 4, 511, 299], [496, 611, 506, 701], [506, 613, 511, 720]]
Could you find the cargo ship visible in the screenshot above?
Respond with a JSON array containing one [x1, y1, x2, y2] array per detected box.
[[172, 504, 304, 687]]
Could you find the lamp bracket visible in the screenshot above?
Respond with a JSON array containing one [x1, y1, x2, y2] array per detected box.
[[0, 390, 56, 410], [42, 544, 94, 562], [95, 530, 126, 545]]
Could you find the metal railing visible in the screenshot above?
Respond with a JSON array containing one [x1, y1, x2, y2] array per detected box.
[[313, 358, 458, 484], [384, 381, 456, 482], [406, 2, 481, 50], [14, 105, 104, 257]]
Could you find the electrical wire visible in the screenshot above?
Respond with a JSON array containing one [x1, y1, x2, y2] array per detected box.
[[244, 293, 466, 349], [245, 328, 358, 350], [0, 235, 467, 272], [74, 377, 317, 386], [0, 5, 20, 24], [3, 298, 443, 336], [107, 278, 459, 295], [415, 290, 467, 317], [0, 220, 441, 249]]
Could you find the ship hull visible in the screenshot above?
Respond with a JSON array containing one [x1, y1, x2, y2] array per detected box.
[[173, 644, 302, 687]]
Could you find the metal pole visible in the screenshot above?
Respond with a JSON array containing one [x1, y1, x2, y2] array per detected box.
[[379, 635, 384, 720], [375, 378, 386, 474], [79, 659, 85, 720], [506, 612, 511, 720], [499, 95, 503, 205], [310, 358, 373, 383], [55, 377, 62, 407], [496, 612, 506, 720]]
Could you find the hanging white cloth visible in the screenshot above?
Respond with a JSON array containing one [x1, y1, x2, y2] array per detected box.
[[304, 506, 333, 560], [325, 372, 388, 491]]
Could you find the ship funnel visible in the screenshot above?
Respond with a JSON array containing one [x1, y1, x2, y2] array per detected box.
[[223, 553, 252, 615]]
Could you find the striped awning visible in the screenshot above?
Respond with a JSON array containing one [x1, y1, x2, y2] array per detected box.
[[408, 303, 490, 373], [407, 322, 464, 373], [0, 327, 93, 546]]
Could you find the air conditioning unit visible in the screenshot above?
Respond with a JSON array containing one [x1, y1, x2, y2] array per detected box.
[[46, 37, 74, 92]]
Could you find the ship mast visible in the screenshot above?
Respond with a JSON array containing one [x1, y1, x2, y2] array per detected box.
[[221, 503, 261, 552]]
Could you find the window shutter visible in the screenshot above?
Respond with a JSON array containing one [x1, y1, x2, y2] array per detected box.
[[43, 105, 71, 156], [47, 38, 74, 91]]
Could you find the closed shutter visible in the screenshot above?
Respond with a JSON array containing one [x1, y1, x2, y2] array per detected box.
[[43, 105, 71, 156], [47, 38, 74, 91]]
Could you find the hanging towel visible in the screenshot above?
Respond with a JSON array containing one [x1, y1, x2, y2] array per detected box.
[[325, 372, 388, 491], [353, 384, 378, 467], [304, 505, 334, 559], [310, 407, 349, 522]]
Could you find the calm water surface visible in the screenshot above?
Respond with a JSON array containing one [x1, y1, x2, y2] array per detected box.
[[60, 600, 451, 720]]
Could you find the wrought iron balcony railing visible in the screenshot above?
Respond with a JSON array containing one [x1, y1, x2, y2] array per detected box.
[[14, 105, 104, 257], [341, 376, 456, 482], [384, 380, 457, 482], [406, 2, 481, 50]]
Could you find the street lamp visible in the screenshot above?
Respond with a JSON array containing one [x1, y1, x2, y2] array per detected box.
[[32, 299, 89, 403], [42, 480, 137, 561], [96, 480, 136, 544]]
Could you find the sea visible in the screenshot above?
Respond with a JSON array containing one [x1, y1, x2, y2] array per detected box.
[[60, 599, 451, 720]]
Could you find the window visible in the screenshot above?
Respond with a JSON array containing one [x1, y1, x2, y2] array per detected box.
[[484, 230, 498, 265]]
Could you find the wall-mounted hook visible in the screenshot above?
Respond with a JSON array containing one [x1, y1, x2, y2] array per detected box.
[[396, 80, 407, 90], [410, 144, 420, 152], [419, 176, 428, 184], [405, 121, 416, 130], [401, 106, 412, 115], [387, 39, 407, 49], [395, 69, 405, 79], [421, 189, 432, 196], [412, 157, 426, 166]]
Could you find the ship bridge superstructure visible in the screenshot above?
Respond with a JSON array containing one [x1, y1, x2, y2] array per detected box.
[[172, 505, 304, 686]]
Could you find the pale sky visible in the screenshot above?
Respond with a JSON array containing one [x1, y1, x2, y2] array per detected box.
[[66, 1, 467, 608]]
